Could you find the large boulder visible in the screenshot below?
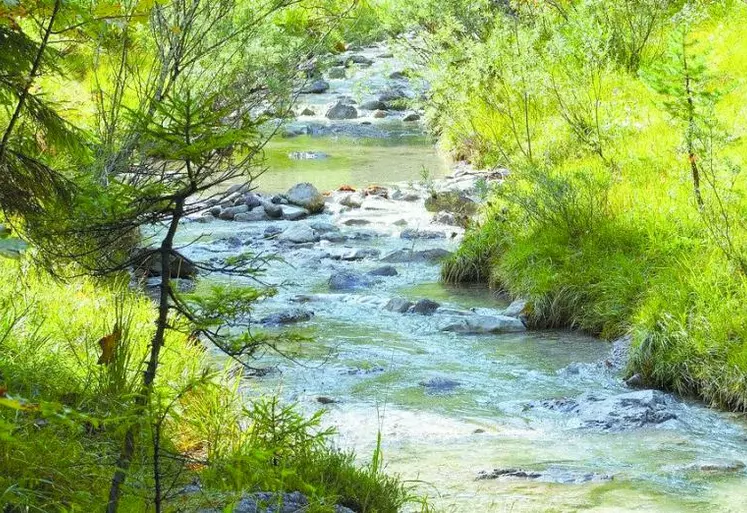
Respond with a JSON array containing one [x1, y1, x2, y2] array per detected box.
[[328, 270, 376, 291], [261, 308, 314, 327], [326, 102, 358, 120], [235, 207, 268, 222], [368, 265, 398, 277], [285, 183, 325, 213], [440, 315, 526, 334], [409, 299, 440, 315], [300, 79, 329, 94], [278, 225, 319, 244]]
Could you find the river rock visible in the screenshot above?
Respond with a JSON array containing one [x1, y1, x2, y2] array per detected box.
[[433, 211, 459, 226], [389, 71, 407, 80], [477, 468, 612, 484], [328, 271, 376, 291], [347, 54, 373, 65], [299, 107, 316, 116], [328, 67, 346, 79], [502, 298, 529, 318], [285, 183, 325, 213], [219, 204, 249, 220], [309, 221, 338, 233], [378, 88, 407, 103], [343, 219, 370, 226], [197, 214, 215, 223], [244, 193, 262, 209], [440, 315, 526, 334], [625, 373, 644, 388], [288, 151, 329, 160], [409, 299, 440, 315], [331, 248, 381, 261], [326, 102, 358, 120], [136, 249, 197, 279], [368, 265, 398, 277], [235, 207, 268, 222], [400, 228, 445, 240], [403, 112, 421, 122], [384, 298, 413, 313], [380, 248, 453, 264], [373, 110, 388, 118], [361, 100, 387, 110], [684, 460, 746, 473], [278, 225, 319, 244], [420, 377, 460, 394], [282, 205, 311, 221], [261, 308, 314, 326], [301, 79, 329, 94], [339, 192, 364, 208], [263, 202, 283, 219], [532, 390, 681, 432], [264, 226, 283, 238]]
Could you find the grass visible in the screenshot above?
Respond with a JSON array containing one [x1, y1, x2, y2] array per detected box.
[[435, 2, 747, 411], [0, 259, 428, 511]]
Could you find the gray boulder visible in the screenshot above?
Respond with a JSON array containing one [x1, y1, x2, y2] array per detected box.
[[261, 308, 314, 326], [502, 298, 528, 318], [368, 265, 398, 277], [328, 271, 376, 291], [420, 377, 460, 394], [263, 202, 283, 219], [235, 207, 268, 222], [361, 100, 387, 110], [300, 79, 329, 94], [285, 183, 325, 213], [309, 221, 339, 233], [326, 102, 358, 120], [440, 315, 526, 334], [136, 249, 197, 279], [244, 193, 262, 209], [402, 112, 421, 122], [409, 299, 440, 315], [347, 54, 373, 65], [281, 205, 311, 221], [339, 192, 364, 208], [384, 298, 413, 313], [278, 225, 319, 244], [219, 204, 249, 220]]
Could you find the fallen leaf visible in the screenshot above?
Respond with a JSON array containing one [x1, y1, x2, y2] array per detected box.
[[98, 324, 122, 365]]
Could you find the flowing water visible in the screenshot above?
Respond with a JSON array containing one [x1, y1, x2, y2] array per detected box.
[[177, 42, 747, 512]]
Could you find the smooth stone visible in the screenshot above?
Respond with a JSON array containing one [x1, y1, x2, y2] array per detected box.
[[300, 79, 329, 94], [326, 102, 358, 120], [309, 221, 339, 233], [347, 54, 373, 65], [136, 249, 197, 279], [197, 214, 215, 223], [263, 226, 283, 238], [244, 193, 262, 209], [278, 225, 319, 244], [360, 100, 387, 110], [502, 298, 528, 318], [409, 299, 440, 315], [373, 110, 388, 118], [380, 248, 453, 264], [328, 271, 376, 291], [384, 298, 413, 313], [263, 202, 283, 219], [403, 112, 421, 122], [218, 204, 248, 220], [440, 315, 526, 334], [339, 192, 364, 208], [685, 460, 746, 473], [260, 308, 314, 326], [400, 228, 445, 240], [234, 207, 268, 222], [368, 266, 398, 277], [331, 248, 380, 261], [378, 88, 407, 102], [281, 205, 311, 221], [300, 107, 316, 116], [343, 219, 370, 226], [285, 182, 325, 213]]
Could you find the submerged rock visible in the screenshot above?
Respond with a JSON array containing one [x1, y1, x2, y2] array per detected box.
[[368, 265, 398, 277], [440, 315, 526, 334], [477, 467, 612, 484], [384, 298, 413, 313], [531, 390, 681, 432], [684, 460, 746, 473], [409, 299, 440, 315], [261, 308, 314, 326], [288, 151, 329, 160], [380, 248, 452, 264], [420, 377, 460, 394], [400, 228, 445, 240], [278, 225, 319, 244]]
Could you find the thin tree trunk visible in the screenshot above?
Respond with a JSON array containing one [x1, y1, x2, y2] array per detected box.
[[106, 197, 185, 513]]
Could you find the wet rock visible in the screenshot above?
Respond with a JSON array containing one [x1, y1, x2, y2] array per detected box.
[[331, 248, 381, 261], [364, 185, 389, 198], [300, 79, 329, 94], [440, 315, 526, 334], [326, 102, 358, 120], [261, 308, 314, 326], [532, 390, 681, 432], [264, 226, 284, 238], [384, 298, 413, 313], [608, 335, 632, 370], [233, 491, 308, 513], [402, 112, 421, 122], [625, 373, 644, 388], [420, 377, 460, 394], [197, 214, 216, 223], [281, 205, 311, 221], [235, 207, 269, 222], [684, 460, 746, 473], [339, 192, 364, 208], [378, 88, 407, 103], [278, 225, 319, 244], [373, 110, 388, 118], [288, 151, 329, 160], [393, 219, 408, 226], [361, 100, 387, 110], [209, 205, 222, 216], [433, 211, 458, 226], [328, 271, 376, 291], [299, 107, 316, 116], [316, 396, 340, 405], [343, 218, 370, 226], [136, 249, 197, 279], [285, 183, 325, 213], [309, 221, 339, 234], [368, 265, 398, 277], [400, 228, 445, 240], [389, 71, 407, 80], [380, 248, 453, 264], [409, 299, 440, 315], [424, 191, 477, 216], [347, 54, 373, 66], [263, 202, 283, 219], [477, 468, 612, 484], [502, 298, 528, 318], [244, 193, 262, 209], [321, 232, 347, 243], [219, 204, 249, 220], [327, 67, 346, 79], [345, 366, 386, 375]]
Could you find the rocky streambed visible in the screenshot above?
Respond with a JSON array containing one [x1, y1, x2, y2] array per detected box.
[[169, 41, 747, 512]]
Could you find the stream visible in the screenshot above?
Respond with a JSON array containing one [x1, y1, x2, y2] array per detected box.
[[175, 42, 747, 512]]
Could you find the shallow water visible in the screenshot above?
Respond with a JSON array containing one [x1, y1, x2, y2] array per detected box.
[[177, 41, 747, 512]]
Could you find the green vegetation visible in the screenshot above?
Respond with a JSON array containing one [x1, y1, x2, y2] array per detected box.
[[414, 1, 747, 411]]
